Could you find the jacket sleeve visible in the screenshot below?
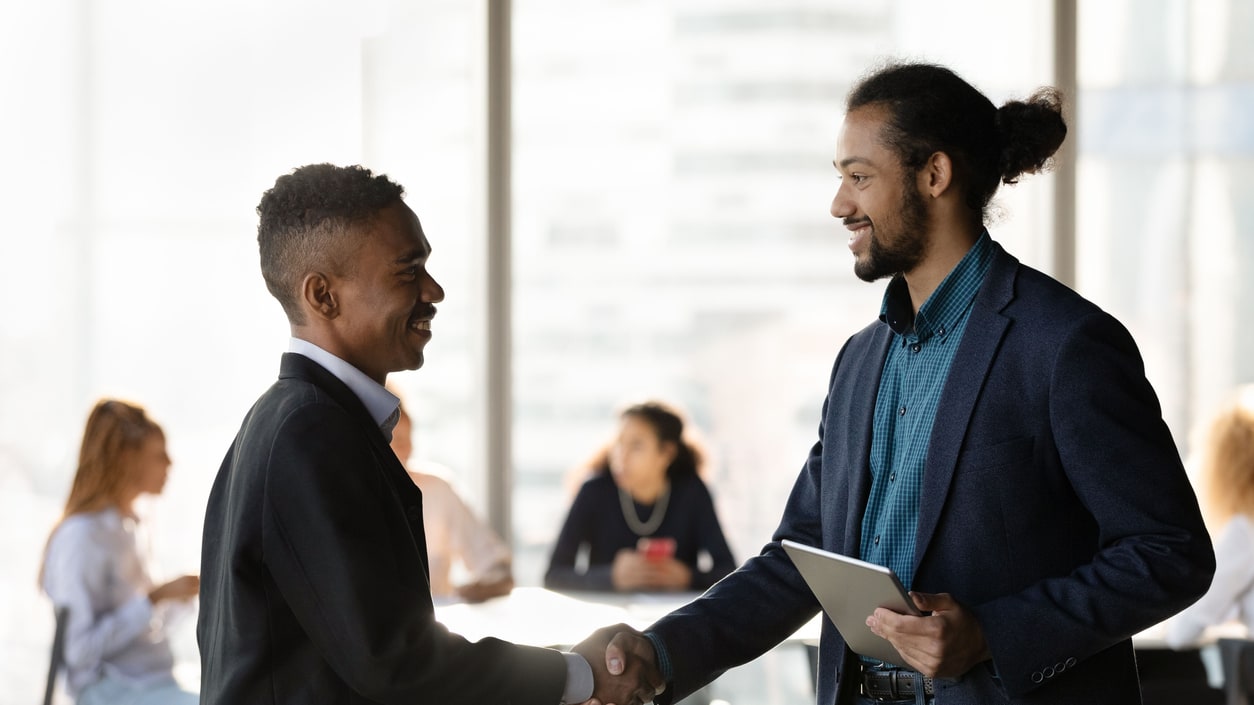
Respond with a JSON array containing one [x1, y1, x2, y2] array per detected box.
[[262, 401, 567, 705], [1164, 516, 1252, 648], [970, 310, 1215, 696]]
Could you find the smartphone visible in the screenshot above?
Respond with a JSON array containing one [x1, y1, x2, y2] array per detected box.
[[637, 537, 677, 561]]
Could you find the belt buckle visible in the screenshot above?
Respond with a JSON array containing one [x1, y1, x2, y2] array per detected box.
[[861, 664, 932, 702]]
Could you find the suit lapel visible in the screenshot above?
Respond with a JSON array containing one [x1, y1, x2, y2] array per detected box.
[[278, 353, 432, 576], [841, 325, 895, 556], [912, 245, 1017, 572]]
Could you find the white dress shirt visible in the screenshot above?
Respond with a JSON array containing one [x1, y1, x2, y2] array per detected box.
[[42, 508, 181, 696], [288, 337, 400, 436]]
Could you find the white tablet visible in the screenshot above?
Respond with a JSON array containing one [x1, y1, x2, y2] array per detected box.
[[781, 539, 921, 665]]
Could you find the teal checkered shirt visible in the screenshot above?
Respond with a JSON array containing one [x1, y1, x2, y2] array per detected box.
[[858, 232, 994, 592]]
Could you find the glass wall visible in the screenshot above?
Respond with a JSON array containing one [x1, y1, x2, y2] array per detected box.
[[0, 0, 489, 696], [509, 0, 1055, 583], [5, 0, 1251, 701], [1076, 0, 1254, 473]]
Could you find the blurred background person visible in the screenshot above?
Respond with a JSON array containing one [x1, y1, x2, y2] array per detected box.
[[388, 391, 514, 603], [1166, 385, 1254, 648], [40, 399, 200, 705], [545, 400, 735, 592]]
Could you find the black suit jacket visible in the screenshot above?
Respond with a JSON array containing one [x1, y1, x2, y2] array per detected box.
[[198, 353, 567, 704], [648, 242, 1215, 705]]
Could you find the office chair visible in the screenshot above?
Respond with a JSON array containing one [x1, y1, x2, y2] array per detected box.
[[42, 606, 68, 705], [1219, 638, 1254, 705]]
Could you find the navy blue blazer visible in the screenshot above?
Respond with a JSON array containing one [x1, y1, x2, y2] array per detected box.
[[648, 242, 1214, 705], [198, 354, 568, 704]]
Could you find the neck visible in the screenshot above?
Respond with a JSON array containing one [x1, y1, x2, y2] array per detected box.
[[629, 476, 669, 504], [903, 221, 980, 313], [116, 496, 138, 519]]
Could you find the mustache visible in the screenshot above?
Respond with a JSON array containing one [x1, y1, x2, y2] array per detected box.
[[843, 217, 872, 228], [411, 304, 438, 320]]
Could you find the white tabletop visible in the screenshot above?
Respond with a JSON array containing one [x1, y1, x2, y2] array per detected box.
[[434, 586, 823, 647]]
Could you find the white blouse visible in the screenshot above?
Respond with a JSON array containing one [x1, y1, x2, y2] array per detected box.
[[42, 508, 181, 696], [408, 468, 512, 598], [1165, 513, 1254, 648]]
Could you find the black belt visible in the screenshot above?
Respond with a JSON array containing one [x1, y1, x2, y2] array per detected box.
[[861, 665, 934, 701]]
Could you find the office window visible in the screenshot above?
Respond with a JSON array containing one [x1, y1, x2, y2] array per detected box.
[[1076, 0, 1254, 458], [0, 0, 488, 694], [510, 0, 1054, 582]]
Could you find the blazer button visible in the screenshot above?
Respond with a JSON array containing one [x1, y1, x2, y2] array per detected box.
[[1032, 672, 1044, 684], [1042, 666, 1055, 679], [406, 506, 422, 523], [1054, 661, 1066, 673], [1065, 657, 1077, 668]]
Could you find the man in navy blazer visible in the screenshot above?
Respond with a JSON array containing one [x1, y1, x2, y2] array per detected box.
[[197, 164, 662, 705], [594, 63, 1215, 704]]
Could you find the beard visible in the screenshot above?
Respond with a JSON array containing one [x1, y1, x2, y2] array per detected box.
[[853, 178, 930, 283]]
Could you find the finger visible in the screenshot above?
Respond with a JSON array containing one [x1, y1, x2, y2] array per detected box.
[[909, 591, 955, 612], [605, 635, 628, 675], [865, 613, 882, 637]]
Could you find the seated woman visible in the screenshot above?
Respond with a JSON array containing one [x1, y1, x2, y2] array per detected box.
[[388, 395, 514, 602], [40, 399, 200, 705], [545, 401, 736, 592], [1165, 385, 1254, 648]]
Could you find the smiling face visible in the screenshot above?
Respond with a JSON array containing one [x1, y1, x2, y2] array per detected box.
[[830, 105, 931, 282], [324, 201, 445, 383]]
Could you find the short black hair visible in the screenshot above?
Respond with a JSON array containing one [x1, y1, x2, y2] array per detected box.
[[257, 163, 406, 323], [847, 62, 1066, 221]]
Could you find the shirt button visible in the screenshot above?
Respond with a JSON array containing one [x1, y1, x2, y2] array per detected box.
[[890, 472, 896, 482], [874, 535, 880, 546], [898, 406, 907, 416], [911, 343, 921, 353]]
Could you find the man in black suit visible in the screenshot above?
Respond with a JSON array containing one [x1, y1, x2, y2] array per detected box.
[[590, 62, 1215, 705], [197, 163, 662, 705]]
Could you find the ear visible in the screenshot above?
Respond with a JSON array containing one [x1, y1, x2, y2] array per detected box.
[[920, 151, 954, 198], [300, 272, 340, 320]]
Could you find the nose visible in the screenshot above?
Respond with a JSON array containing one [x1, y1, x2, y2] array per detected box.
[[423, 272, 445, 303], [830, 181, 855, 219]]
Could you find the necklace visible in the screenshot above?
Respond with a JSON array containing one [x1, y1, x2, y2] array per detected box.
[[618, 485, 670, 536]]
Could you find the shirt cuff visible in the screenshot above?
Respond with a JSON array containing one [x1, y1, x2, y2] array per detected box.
[[561, 651, 594, 705], [643, 631, 673, 682]]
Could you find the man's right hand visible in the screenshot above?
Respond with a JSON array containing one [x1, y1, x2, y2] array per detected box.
[[571, 624, 665, 705]]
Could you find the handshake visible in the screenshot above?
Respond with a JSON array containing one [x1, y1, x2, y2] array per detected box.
[[570, 624, 668, 705]]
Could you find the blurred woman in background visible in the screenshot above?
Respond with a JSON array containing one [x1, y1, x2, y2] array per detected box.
[[388, 394, 514, 603], [40, 399, 199, 705], [545, 400, 736, 592], [1165, 385, 1254, 647]]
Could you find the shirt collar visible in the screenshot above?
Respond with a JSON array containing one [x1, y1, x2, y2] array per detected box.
[[879, 230, 994, 337], [288, 337, 400, 434]]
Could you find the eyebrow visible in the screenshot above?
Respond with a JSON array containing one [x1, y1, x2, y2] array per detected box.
[[393, 248, 428, 265], [835, 157, 874, 170]]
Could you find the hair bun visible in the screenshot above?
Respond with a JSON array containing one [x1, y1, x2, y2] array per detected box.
[[995, 88, 1067, 185]]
